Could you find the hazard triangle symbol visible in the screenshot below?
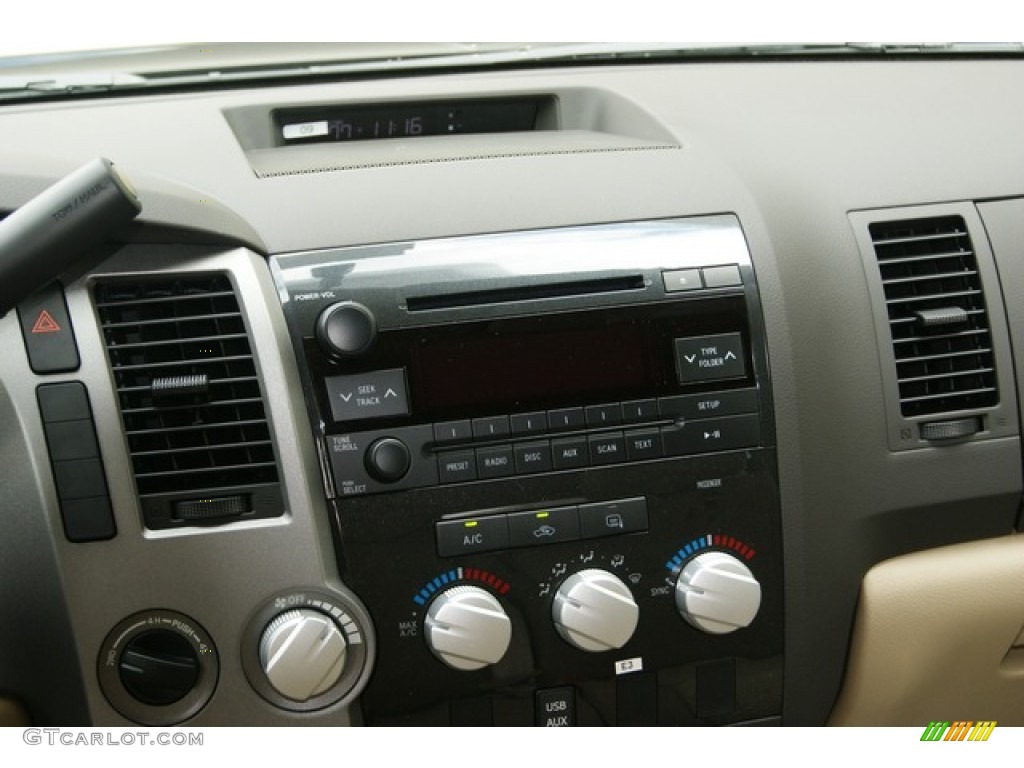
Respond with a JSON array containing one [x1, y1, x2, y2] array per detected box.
[[31, 310, 61, 334]]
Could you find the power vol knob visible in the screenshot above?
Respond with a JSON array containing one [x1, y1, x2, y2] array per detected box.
[[315, 301, 376, 358], [675, 551, 762, 634], [259, 609, 347, 701], [424, 586, 512, 671], [552, 569, 639, 652]]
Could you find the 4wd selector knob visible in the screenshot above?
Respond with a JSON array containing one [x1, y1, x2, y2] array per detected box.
[[424, 586, 512, 671], [552, 569, 639, 652], [316, 301, 376, 358], [259, 609, 347, 702], [675, 551, 761, 634]]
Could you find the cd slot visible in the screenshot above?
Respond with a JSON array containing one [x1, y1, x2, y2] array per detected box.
[[406, 275, 645, 312]]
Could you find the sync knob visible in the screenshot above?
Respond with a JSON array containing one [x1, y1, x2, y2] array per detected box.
[[424, 586, 512, 671], [259, 609, 348, 701], [552, 568, 639, 652], [675, 551, 762, 634]]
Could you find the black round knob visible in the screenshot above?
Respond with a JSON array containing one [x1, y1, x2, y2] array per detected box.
[[316, 301, 376, 358], [365, 438, 411, 483], [118, 630, 200, 706]]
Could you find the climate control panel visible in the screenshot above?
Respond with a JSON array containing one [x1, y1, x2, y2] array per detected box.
[[333, 447, 782, 726]]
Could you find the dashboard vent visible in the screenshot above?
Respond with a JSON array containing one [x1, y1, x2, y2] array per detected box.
[[869, 216, 998, 418], [94, 273, 282, 529]]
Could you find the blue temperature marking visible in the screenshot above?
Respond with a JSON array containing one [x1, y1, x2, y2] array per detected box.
[[413, 570, 464, 604], [665, 538, 714, 571]]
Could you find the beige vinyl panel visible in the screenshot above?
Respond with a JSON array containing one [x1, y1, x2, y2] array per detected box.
[[830, 534, 1024, 726], [0, 697, 30, 726]]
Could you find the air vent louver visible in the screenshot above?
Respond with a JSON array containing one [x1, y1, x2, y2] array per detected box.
[[869, 216, 998, 418], [95, 273, 282, 528]]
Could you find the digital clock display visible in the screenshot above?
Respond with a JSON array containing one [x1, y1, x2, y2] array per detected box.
[[277, 99, 541, 144]]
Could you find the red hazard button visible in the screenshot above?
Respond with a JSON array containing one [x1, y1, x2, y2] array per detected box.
[[31, 309, 62, 334], [17, 282, 80, 373]]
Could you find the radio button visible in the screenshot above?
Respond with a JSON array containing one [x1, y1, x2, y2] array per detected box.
[[551, 437, 588, 469], [547, 407, 585, 431], [624, 429, 663, 461], [472, 415, 510, 440], [514, 441, 552, 474], [438, 451, 477, 484], [434, 420, 472, 444], [436, 516, 509, 557], [476, 445, 515, 479], [507, 507, 580, 547], [585, 403, 622, 428], [621, 399, 658, 423], [659, 388, 758, 420], [578, 498, 648, 538], [510, 411, 548, 436], [674, 333, 747, 384], [588, 432, 626, 466]]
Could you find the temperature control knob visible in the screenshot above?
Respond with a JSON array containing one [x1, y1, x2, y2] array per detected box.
[[552, 569, 639, 652], [675, 552, 761, 634], [315, 301, 376, 358], [424, 586, 512, 671], [259, 609, 347, 702]]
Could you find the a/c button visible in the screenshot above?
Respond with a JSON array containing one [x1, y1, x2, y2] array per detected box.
[[436, 516, 509, 557]]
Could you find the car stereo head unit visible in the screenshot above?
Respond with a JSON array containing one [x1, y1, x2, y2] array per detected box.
[[271, 216, 783, 727]]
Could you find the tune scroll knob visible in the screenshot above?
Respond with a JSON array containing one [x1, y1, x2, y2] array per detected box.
[[424, 586, 512, 671], [364, 437, 411, 483], [315, 301, 376, 358], [259, 609, 347, 702], [552, 569, 639, 652], [675, 551, 762, 634]]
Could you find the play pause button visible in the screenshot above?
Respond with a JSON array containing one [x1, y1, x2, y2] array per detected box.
[[661, 414, 761, 456]]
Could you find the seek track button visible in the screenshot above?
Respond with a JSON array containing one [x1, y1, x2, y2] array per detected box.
[[325, 368, 409, 423]]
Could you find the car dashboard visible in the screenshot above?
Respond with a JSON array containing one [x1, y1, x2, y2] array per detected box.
[[1, 50, 1023, 727]]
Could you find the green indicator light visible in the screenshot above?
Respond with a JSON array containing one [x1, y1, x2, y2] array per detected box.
[[536, 512, 550, 519], [464, 521, 478, 528]]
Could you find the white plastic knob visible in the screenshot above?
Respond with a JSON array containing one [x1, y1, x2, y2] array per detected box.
[[259, 609, 347, 701], [424, 586, 512, 671], [675, 551, 761, 634], [552, 569, 639, 652]]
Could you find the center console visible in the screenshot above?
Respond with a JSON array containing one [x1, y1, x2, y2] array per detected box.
[[271, 216, 782, 725]]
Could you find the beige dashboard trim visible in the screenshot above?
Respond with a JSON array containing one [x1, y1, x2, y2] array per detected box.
[[0, 696, 30, 726], [829, 534, 1024, 726]]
